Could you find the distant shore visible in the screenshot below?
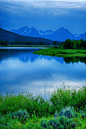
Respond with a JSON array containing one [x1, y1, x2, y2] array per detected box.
[[0, 45, 51, 47]]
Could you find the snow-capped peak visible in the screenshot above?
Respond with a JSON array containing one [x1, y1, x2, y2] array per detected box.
[[39, 29, 53, 35], [73, 34, 81, 37]]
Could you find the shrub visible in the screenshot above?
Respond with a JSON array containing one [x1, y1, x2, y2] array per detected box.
[[84, 105, 86, 112], [0, 87, 85, 119], [52, 118, 61, 128], [56, 116, 76, 129], [56, 106, 77, 118], [0, 93, 50, 117], [40, 116, 77, 129], [54, 111, 58, 118], [79, 108, 86, 118], [26, 122, 44, 129], [0, 115, 12, 129], [81, 113, 86, 118], [41, 119, 50, 128], [50, 87, 86, 112], [10, 109, 29, 122], [79, 110, 85, 114]]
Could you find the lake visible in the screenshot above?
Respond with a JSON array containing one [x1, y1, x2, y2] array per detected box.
[[0, 47, 86, 100]]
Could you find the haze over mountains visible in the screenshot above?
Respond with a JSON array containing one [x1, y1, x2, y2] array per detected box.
[[0, 24, 86, 45], [0, 28, 53, 45], [11, 26, 86, 41]]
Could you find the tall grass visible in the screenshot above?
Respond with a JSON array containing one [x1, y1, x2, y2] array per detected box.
[[0, 86, 86, 129], [50, 86, 86, 112], [33, 48, 86, 57], [0, 86, 86, 116]]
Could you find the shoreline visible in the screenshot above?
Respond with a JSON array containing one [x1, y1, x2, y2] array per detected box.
[[33, 48, 86, 57]]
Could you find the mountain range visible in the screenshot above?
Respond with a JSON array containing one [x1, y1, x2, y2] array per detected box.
[[0, 25, 85, 45], [0, 28, 53, 45], [11, 26, 86, 41]]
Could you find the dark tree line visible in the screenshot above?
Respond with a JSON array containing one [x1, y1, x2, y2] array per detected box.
[[0, 40, 8, 45], [0, 39, 86, 49], [0, 40, 44, 46], [62, 39, 86, 49]]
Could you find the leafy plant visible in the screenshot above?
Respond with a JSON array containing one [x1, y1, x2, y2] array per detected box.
[[10, 109, 29, 122], [81, 113, 86, 118], [41, 119, 50, 128], [57, 106, 77, 118], [40, 116, 77, 129], [0, 115, 12, 129], [79, 107, 86, 118]]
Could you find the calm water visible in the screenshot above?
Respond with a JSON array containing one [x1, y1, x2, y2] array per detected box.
[[0, 47, 86, 100]]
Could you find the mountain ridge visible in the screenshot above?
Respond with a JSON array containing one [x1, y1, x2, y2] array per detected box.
[[0, 28, 53, 45], [11, 26, 86, 41]]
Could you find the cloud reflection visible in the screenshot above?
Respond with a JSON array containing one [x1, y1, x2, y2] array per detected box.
[[0, 51, 85, 100]]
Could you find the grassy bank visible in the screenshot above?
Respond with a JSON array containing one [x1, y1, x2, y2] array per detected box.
[[0, 86, 86, 128], [33, 48, 86, 57]]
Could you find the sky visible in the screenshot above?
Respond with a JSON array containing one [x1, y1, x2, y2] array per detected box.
[[0, 0, 86, 34]]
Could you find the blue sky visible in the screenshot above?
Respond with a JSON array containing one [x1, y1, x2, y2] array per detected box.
[[0, 0, 86, 34]]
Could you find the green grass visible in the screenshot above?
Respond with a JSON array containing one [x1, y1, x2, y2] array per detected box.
[[0, 86, 86, 128], [33, 48, 86, 57]]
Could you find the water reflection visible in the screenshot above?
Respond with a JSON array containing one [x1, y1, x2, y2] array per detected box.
[[0, 48, 64, 64], [0, 48, 85, 100], [0, 48, 86, 64], [63, 57, 86, 64]]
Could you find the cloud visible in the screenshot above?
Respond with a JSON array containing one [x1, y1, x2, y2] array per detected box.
[[0, 0, 85, 17], [6, 0, 85, 2], [1, 0, 86, 9], [22, 0, 85, 9]]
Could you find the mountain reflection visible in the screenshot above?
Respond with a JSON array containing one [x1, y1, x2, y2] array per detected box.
[[0, 48, 64, 64], [0, 48, 85, 99], [0, 48, 86, 64]]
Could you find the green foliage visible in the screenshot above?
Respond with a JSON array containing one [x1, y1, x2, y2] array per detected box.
[[63, 39, 73, 49], [0, 93, 50, 117], [0, 115, 12, 129], [81, 113, 86, 118], [34, 48, 86, 58], [41, 119, 50, 128], [55, 106, 77, 118], [50, 86, 86, 112], [63, 39, 86, 49], [0, 87, 86, 119], [58, 43, 62, 49], [79, 108, 86, 118], [10, 109, 29, 123], [0, 115, 43, 129], [41, 116, 77, 129], [26, 122, 44, 129], [0, 87, 86, 128], [62, 39, 86, 50]]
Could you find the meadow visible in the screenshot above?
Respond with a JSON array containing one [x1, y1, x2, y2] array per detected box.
[[0, 86, 86, 129], [33, 48, 86, 57]]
